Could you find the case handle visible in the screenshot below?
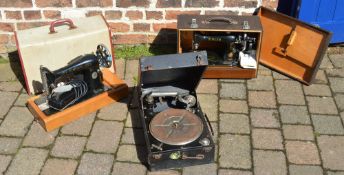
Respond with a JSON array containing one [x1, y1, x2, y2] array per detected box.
[[49, 18, 77, 34], [274, 30, 297, 56], [206, 17, 238, 24]]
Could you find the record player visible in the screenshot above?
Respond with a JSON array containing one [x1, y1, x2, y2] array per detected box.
[[137, 51, 215, 170]]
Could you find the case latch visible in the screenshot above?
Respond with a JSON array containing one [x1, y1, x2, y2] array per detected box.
[[274, 29, 297, 57], [243, 21, 250, 30], [190, 18, 198, 29]]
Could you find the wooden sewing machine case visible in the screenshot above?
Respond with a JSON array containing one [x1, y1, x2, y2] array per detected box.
[[177, 7, 332, 84], [15, 15, 128, 131]]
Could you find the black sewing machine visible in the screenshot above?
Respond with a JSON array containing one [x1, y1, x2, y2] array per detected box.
[[192, 32, 257, 66], [35, 44, 112, 115]]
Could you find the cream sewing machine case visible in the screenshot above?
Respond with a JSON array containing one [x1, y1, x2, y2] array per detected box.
[[14, 16, 128, 131], [15, 15, 116, 95]]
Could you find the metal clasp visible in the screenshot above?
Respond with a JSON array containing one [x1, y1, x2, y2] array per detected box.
[[243, 21, 250, 30], [191, 18, 198, 29]]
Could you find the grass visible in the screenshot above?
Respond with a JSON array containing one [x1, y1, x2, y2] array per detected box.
[[0, 56, 9, 64], [115, 44, 176, 60]]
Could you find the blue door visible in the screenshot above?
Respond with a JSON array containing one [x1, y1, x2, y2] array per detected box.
[[278, 0, 344, 43]]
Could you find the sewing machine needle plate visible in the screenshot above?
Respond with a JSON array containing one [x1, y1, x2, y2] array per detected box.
[[149, 108, 203, 146]]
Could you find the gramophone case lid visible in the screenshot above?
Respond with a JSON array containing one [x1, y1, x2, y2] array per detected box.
[[257, 7, 332, 85], [15, 15, 115, 95], [139, 51, 208, 92]]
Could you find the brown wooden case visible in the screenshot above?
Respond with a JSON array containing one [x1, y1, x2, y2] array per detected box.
[[177, 15, 262, 79], [177, 7, 332, 84], [27, 69, 128, 132]]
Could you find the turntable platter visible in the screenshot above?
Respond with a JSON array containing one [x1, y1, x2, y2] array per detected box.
[[149, 108, 203, 146]]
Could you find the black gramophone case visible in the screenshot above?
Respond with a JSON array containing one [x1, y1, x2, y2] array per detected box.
[[137, 51, 215, 170]]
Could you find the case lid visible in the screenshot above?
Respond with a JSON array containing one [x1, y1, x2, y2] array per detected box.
[[257, 7, 332, 85], [15, 15, 115, 94], [177, 15, 262, 31], [139, 51, 208, 92]]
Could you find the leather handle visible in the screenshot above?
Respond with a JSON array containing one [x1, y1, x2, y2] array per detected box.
[[206, 17, 238, 24], [49, 19, 77, 34]]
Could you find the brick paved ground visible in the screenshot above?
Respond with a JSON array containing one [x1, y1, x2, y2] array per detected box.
[[0, 52, 344, 175]]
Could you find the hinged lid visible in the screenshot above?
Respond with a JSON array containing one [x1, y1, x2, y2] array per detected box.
[[177, 15, 262, 31], [257, 7, 332, 85], [15, 15, 115, 94], [139, 51, 208, 92]]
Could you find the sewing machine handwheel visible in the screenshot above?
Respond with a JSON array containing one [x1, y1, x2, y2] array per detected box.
[[96, 44, 112, 68]]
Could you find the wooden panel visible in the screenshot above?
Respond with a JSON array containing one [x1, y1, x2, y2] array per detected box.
[[258, 7, 331, 84], [27, 69, 128, 132]]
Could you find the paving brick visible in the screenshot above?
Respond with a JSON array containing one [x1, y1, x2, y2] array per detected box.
[[0, 155, 11, 174], [41, 158, 78, 175], [0, 64, 19, 82], [98, 99, 128, 121], [219, 99, 248, 114], [329, 54, 344, 68], [314, 70, 328, 84], [329, 77, 344, 93], [197, 79, 218, 94], [77, 153, 114, 175], [279, 105, 311, 124], [258, 65, 272, 76], [275, 80, 305, 105], [247, 75, 274, 91], [211, 122, 218, 142], [125, 59, 139, 80], [318, 135, 344, 170], [250, 108, 280, 128], [86, 120, 123, 153], [327, 171, 344, 175], [112, 162, 147, 175], [220, 79, 246, 83], [306, 96, 338, 115], [126, 108, 143, 128], [115, 59, 125, 79], [220, 83, 246, 99], [198, 94, 218, 121], [116, 145, 145, 163], [61, 112, 96, 136], [0, 137, 21, 154], [326, 68, 344, 77], [13, 93, 29, 106], [289, 165, 323, 175], [335, 94, 344, 111], [320, 54, 334, 69], [0, 91, 17, 118], [303, 84, 332, 96], [312, 115, 344, 135], [273, 71, 290, 80], [183, 163, 217, 175], [285, 141, 320, 165], [0, 107, 33, 137], [253, 150, 287, 175], [219, 134, 251, 169], [0, 81, 22, 92], [283, 125, 314, 141], [51, 136, 86, 159], [252, 129, 283, 150], [220, 113, 250, 134], [121, 127, 145, 145], [6, 148, 48, 175], [23, 122, 58, 147], [248, 91, 276, 108], [148, 169, 180, 175], [218, 169, 252, 175]]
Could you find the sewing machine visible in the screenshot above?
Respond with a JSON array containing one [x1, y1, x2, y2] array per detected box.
[[38, 44, 112, 113], [192, 32, 257, 67]]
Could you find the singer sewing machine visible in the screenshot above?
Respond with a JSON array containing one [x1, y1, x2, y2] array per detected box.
[[37, 44, 112, 113], [177, 15, 263, 79], [192, 32, 257, 66]]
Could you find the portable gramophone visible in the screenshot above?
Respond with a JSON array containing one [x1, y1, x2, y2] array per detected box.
[[137, 51, 215, 170], [35, 44, 113, 115]]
